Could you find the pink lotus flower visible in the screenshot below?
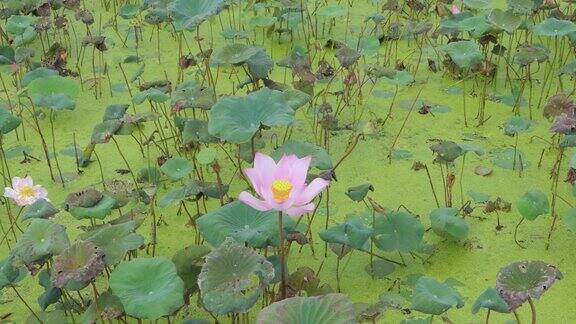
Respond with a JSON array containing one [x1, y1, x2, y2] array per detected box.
[[451, 4, 461, 14], [239, 153, 329, 216], [3, 176, 48, 206]]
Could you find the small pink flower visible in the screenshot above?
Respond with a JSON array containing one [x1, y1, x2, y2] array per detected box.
[[451, 4, 461, 14], [239, 153, 329, 217], [3, 176, 48, 206]]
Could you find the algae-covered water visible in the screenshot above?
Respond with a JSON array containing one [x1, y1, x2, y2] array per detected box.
[[1, 0, 575, 323]]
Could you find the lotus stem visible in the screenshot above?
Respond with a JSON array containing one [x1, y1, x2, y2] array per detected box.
[[11, 284, 42, 323], [278, 211, 287, 300], [527, 297, 537, 324]]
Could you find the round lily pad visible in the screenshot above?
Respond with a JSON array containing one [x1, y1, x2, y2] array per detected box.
[[160, 156, 193, 180], [198, 237, 274, 315], [109, 257, 185, 320], [491, 147, 529, 170], [256, 293, 356, 324], [496, 261, 562, 310]]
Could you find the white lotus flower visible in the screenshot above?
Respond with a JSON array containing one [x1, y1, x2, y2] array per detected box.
[[3, 176, 48, 206]]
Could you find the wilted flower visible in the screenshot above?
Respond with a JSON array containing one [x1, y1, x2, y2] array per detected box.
[[3, 176, 48, 206], [239, 153, 329, 216]]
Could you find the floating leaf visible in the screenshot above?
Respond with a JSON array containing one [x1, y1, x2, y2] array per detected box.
[[198, 237, 274, 315], [110, 257, 185, 320], [256, 294, 356, 324], [563, 208, 576, 231], [430, 140, 463, 163], [491, 147, 529, 170], [503, 116, 532, 135]]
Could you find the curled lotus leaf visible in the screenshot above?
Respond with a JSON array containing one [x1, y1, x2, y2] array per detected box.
[[52, 241, 105, 288], [0, 254, 27, 290], [197, 201, 296, 248], [271, 140, 333, 171], [411, 276, 464, 315], [0, 107, 21, 134], [208, 88, 296, 144], [496, 261, 562, 310], [430, 140, 464, 163], [516, 189, 549, 221], [21, 199, 59, 220], [372, 211, 425, 253], [472, 287, 510, 314], [65, 187, 104, 209], [198, 237, 274, 315], [319, 217, 373, 250]]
